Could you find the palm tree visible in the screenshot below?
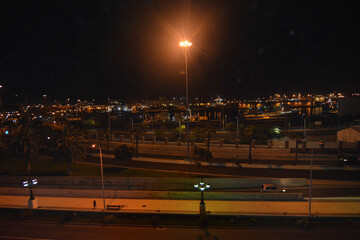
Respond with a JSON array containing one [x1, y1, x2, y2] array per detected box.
[[8, 118, 38, 176], [190, 126, 206, 142], [203, 125, 216, 162], [243, 125, 256, 164], [289, 132, 304, 166], [55, 127, 85, 175], [133, 125, 147, 158], [5, 118, 38, 200]]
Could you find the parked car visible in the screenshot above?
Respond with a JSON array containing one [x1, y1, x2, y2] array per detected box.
[[260, 184, 286, 192], [339, 154, 360, 165]]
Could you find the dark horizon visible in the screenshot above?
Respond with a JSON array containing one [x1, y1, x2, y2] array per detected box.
[[2, 0, 360, 103]]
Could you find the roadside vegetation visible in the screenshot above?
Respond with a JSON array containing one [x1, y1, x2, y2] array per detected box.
[[0, 152, 194, 177]]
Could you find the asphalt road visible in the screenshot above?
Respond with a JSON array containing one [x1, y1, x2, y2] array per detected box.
[[137, 152, 345, 166], [87, 156, 360, 181], [0, 221, 359, 240], [82, 156, 360, 198], [213, 186, 360, 198]]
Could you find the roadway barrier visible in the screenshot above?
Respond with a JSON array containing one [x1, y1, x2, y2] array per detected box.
[[0, 176, 307, 191]]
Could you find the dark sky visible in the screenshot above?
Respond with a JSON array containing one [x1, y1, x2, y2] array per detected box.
[[1, 0, 360, 103]]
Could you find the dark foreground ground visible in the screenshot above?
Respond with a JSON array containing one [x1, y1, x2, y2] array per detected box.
[[0, 215, 359, 240], [1, 208, 359, 230]]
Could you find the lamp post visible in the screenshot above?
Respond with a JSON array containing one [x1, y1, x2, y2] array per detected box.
[[236, 117, 239, 140], [303, 115, 308, 138], [309, 147, 313, 217], [92, 144, 106, 210], [23, 178, 38, 209], [180, 40, 192, 176], [194, 178, 210, 215], [0, 85, 3, 112]]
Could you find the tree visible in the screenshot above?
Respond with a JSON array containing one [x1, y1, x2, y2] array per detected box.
[[155, 127, 165, 140], [114, 144, 134, 161], [225, 122, 236, 132], [133, 125, 147, 158], [7, 118, 38, 176], [203, 125, 216, 162], [55, 127, 85, 175], [190, 126, 206, 142], [289, 132, 304, 166]]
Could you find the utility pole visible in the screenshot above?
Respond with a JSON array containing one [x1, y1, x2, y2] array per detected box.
[[107, 111, 110, 152], [309, 148, 313, 217]]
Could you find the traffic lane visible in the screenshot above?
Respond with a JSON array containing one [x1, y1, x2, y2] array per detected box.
[[285, 186, 360, 198], [137, 153, 342, 166], [213, 186, 360, 198], [0, 221, 360, 240], [107, 157, 360, 181]]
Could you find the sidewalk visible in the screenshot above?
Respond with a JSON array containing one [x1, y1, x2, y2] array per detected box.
[[94, 153, 360, 171], [0, 195, 359, 217]]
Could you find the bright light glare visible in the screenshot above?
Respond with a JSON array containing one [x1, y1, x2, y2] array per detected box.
[[180, 41, 192, 47], [92, 144, 96, 148]]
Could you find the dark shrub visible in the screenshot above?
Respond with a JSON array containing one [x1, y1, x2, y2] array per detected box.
[[103, 214, 117, 224], [197, 147, 212, 161], [114, 144, 134, 161]]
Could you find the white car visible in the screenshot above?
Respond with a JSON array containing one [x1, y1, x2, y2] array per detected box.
[[260, 184, 286, 193]]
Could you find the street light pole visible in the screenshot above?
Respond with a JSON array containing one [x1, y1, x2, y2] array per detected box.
[[303, 115, 308, 138], [180, 40, 192, 176], [236, 117, 239, 140], [92, 144, 105, 210], [194, 179, 210, 215], [309, 147, 313, 217]]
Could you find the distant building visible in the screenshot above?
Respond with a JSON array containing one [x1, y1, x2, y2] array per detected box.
[[338, 96, 360, 117], [337, 126, 360, 142]]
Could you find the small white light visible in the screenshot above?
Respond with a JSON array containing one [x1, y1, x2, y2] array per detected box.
[[32, 179, 38, 185], [92, 144, 96, 148], [194, 184, 198, 188], [23, 181, 29, 187]]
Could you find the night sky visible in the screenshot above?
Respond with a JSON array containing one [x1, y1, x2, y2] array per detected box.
[[1, 0, 360, 103]]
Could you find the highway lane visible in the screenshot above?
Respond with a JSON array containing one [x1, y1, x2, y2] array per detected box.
[[87, 156, 360, 181], [82, 156, 360, 198], [215, 187, 360, 198], [137, 152, 344, 166], [0, 221, 359, 240]]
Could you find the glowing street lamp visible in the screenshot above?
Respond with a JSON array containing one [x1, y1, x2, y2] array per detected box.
[[23, 178, 38, 209], [180, 40, 192, 175], [194, 179, 210, 214], [92, 144, 106, 210], [179, 41, 192, 47]]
